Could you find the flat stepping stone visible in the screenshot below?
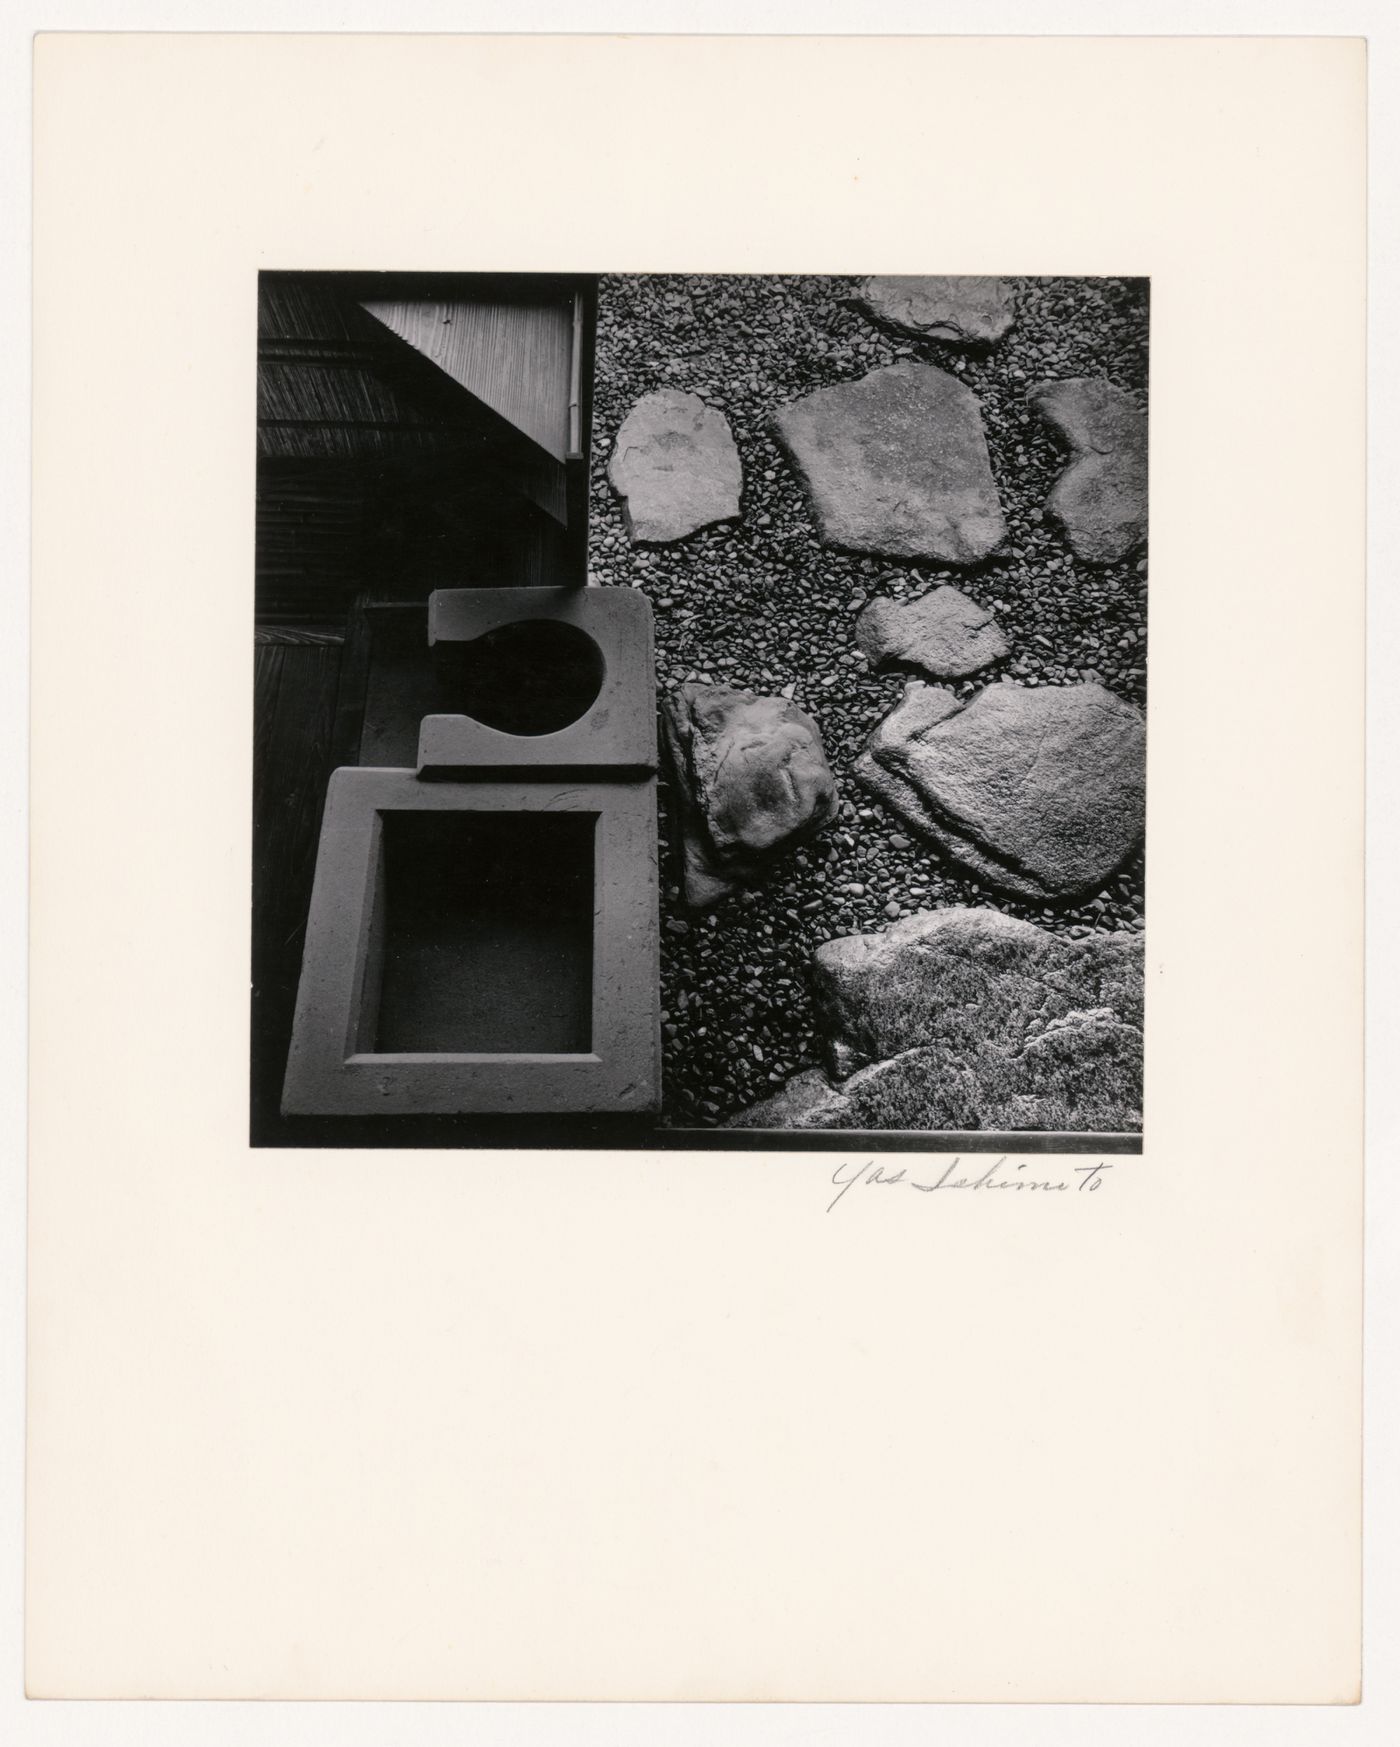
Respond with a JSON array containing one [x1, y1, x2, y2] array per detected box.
[[773, 361, 1006, 564], [853, 275, 1016, 346], [856, 679, 1145, 900], [855, 585, 1009, 679], [727, 908, 1143, 1132], [1029, 377, 1147, 563], [607, 388, 742, 543], [661, 684, 839, 909]]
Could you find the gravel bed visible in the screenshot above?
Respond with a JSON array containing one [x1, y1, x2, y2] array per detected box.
[[588, 273, 1149, 1128]]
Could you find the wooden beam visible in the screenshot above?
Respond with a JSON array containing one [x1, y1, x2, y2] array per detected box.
[[359, 297, 575, 462]]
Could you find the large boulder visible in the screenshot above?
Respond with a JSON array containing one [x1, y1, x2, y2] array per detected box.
[[1029, 377, 1147, 563], [856, 679, 1146, 900], [727, 908, 1143, 1132], [852, 275, 1016, 346], [814, 907, 1141, 1065], [773, 362, 1006, 564], [607, 388, 743, 543], [855, 585, 1009, 680], [662, 684, 839, 909]]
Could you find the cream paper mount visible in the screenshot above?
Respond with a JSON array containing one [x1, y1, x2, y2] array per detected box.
[[27, 33, 1364, 1703]]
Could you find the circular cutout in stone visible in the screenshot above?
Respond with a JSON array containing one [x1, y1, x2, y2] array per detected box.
[[453, 620, 606, 737]]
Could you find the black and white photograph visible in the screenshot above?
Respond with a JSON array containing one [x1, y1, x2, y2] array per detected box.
[[252, 270, 1149, 1149], [22, 21, 1375, 1720]]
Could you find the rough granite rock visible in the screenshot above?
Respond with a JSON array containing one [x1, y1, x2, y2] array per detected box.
[[607, 388, 743, 543], [856, 679, 1146, 900], [725, 1068, 852, 1130], [855, 585, 1009, 680], [773, 362, 1006, 564], [662, 684, 840, 909], [853, 275, 1016, 346], [726, 908, 1143, 1131], [1029, 377, 1147, 563]]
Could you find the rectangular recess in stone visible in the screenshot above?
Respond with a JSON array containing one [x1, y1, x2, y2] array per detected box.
[[375, 811, 596, 1055], [419, 585, 655, 776], [281, 766, 660, 1116]]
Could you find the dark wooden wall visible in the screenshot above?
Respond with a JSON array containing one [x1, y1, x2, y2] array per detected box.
[[251, 632, 346, 1139], [251, 273, 597, 1144]]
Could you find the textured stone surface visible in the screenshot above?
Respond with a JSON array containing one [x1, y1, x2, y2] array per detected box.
[[282, 769, 661, 1117], [727, 907, 1143, 1131], [419, 586, 656, 775], [814, 907, 1141, 1063], [607, 389, 743, 543], [726, 1067, 851, 1130], [662, 684, 840, 909], [587, 271, 1149, 1130], [855, 585, 1009, 679], [854, 275, 1016, 346], [1030, 377, 1147, 563], [773, 362, 1006, 563], [856, 680, 1146, 900]]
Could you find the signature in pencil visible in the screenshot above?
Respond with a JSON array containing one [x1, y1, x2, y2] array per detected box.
[[826, 1157, 1113, 1212]]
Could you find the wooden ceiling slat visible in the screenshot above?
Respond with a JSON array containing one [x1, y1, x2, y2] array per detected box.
[[359, 299, 574, 462]]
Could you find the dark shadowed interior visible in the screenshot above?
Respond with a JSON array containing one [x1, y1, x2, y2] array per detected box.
[[374, 812, 597, 1054], [443, 620, 606, 736]]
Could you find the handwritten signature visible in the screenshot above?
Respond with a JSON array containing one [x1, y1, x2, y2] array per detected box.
[[827, 1157, 1113, 1212]]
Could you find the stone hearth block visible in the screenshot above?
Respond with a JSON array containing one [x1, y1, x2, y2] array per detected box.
[[282, 767, 660, 1117], [418, 586, 656, 775]]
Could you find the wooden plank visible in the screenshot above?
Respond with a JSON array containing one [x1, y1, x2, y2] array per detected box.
[[252, 641, 342, 953], [356, 604, 439, 766], [258, 278, 469, 461], [254, 459, 368, 614], [251, 640, 344, 1138], [566, 453, 589, 581], [254, 626, 344, 646], [330, 592, 372, 769], [359, 297, 575, 461], [568, 290, 585, 457], [567, 281, 597, 580]]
